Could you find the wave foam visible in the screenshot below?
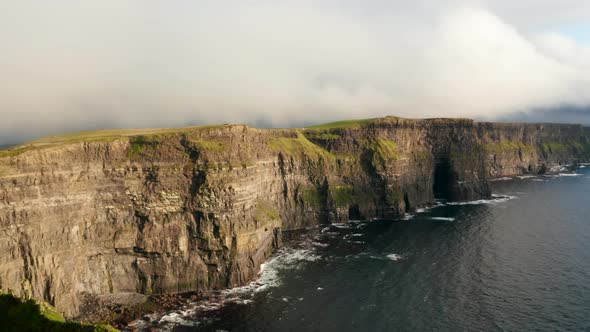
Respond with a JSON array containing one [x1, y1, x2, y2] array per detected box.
[[158, 312, 197, 327], [331, 223, 353, 229], [490, 177, 513, 181], [429, 217, 455, 221], [550, 166, 568, 172], [386, 253, 404, 261], [403, 213, 415, 220], [557, 173, 582, 177], [543, 173, 583, 178], [446, 195, 516, 206], [242, 248, 320, 293]]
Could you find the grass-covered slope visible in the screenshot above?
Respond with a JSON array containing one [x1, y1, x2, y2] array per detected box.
[[0, 124, 228, 158], [306, 118, 376, 129], [0, 292, 118, 332]]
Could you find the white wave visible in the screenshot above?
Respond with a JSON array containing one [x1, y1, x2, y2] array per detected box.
[[532, 179, 546, 182], [403, 213, 415, 220], [516, 175, 536, 179], [492, 194, 518, 199], [343, 233, 364, 240], [544, 173, 583, 178], [143, 247, 323, 330], [550, 166, 568, 173], [225, 247, 320, 296], [386, 253, 404, 261], [351, 252, 407, 262], [429, 217, 455, 221], [158, 311, 198, 328], [446, 195, 516, 206], [414, 203, 443, 214], [331, 223, 353, 229], [490, 177, 513, 181]]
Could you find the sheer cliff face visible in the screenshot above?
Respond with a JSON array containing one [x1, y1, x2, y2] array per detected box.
[[0, 117, 588, 318], [476, 123, 590, 177]]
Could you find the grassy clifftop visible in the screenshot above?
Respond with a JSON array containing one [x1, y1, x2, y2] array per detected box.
[[0, 292, 118, 332], [1, 116, 589, 163], [0, 124, 229, 158], [306, 118, 376, 129]]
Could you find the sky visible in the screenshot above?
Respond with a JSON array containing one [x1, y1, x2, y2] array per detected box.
[[1, 0, 590, 144]]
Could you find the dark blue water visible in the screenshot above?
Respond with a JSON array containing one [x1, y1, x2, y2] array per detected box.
[[148, 166, 590, 331]]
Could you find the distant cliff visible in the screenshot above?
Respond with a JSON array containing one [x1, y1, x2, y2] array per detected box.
[[0, 116, 588, 319]]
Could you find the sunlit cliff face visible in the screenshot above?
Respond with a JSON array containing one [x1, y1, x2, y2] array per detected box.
[[0, 0, 589, 144]]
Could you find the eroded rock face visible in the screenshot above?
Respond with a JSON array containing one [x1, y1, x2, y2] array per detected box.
[[0, 117, 588, 318]]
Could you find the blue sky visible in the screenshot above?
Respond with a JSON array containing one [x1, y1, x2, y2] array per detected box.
[[559, 24, 590, 44]]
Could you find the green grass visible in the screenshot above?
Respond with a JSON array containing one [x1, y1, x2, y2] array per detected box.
[[307, 118, 375, 130], [38, 301, 66, 323], [127, 135, 160, 159], [0, 125, 229, 159], [369, 138, 399, 161], [543, 142, 567, 153], [302, 130, 341, 140], [330, 185, 354, 207], [302, 188, 324, 207], [0, 146, 38, 158], [484, 140, 535, 154], [542, 140, 590, 155], [29, 125, 227, 145], [192, 139, 228, 152], [0, 292, 119, 332], [269, 133, 335, 160]]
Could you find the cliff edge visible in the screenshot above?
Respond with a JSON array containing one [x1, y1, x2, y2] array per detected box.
[[0, 116, 588, 319]]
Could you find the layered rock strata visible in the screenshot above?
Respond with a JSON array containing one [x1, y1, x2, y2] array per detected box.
[[0, 117, 588, 318]]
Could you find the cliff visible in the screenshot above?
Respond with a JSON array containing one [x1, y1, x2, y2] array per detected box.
[[0, 116, 588, 319]]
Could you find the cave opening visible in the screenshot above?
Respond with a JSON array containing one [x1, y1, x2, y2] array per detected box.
[[348, 204, 362, 220], [433, 159, 452, 199]]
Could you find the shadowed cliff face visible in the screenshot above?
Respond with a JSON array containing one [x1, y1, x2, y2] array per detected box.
[[0, 116, 588, 319]]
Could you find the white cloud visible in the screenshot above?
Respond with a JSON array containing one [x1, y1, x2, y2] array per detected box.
[[0, 1, 589, 143]]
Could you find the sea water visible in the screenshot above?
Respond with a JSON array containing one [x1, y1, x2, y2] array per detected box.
[[145, 166, 590, 331]]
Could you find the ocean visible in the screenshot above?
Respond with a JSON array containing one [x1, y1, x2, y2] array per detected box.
[[140, 165, 590, 331]]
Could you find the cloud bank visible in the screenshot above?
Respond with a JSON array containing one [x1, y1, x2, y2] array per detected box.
[[1, 1, 590, 143]]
